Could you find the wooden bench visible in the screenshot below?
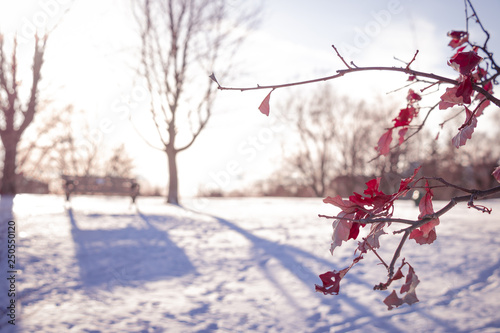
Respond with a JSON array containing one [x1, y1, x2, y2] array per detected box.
[[62, 175, 140, 202]]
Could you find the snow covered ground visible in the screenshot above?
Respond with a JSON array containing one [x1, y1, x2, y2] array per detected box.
[[2, 194, 500, 332]]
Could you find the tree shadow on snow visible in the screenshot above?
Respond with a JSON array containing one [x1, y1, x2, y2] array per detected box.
[[67, 207, 196, 290], [204, 213, 467, 333], [203, 213, 405, 333]]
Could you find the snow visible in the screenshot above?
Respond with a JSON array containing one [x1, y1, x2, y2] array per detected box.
[[2, 194, 500, 332]]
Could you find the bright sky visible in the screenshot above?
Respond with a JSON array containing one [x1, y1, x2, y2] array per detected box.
[[1, 0, 499, 197]]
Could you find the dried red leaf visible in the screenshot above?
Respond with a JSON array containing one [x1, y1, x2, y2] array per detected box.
[[315, 255, 363, 295], [376, 129, 393, 156], [356, 223, 387, 254], [383, 260, 420, 310], [410, 181, 440, 245], [455, 76, 474, 104], [452, 107, 477, 148], [393, 106, 417, 127], [439, 86, 464, 110], [449, 51, 482, 75], [398, 127, 409, 145], [323, 195, 358, 214], [447, 30, 469, 49], [258, 90, 273, 116], [407, 89, 422, 103], [329, 212, 357, 254]]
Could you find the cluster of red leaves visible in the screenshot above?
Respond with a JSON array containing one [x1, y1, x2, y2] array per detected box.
[[315, 168, 443, 308], [382, 259, 420, 310], [440, 31, 495, 148], [322, 167, 420, 255], [315, 168, 434, 300], [375, 90, 421, 155]]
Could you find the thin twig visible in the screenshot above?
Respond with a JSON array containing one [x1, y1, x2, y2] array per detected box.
[[332, 45, 352, 69], [406, 50, 419, 69]]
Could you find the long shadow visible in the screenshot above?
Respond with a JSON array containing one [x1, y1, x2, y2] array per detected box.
[[209, 214, 407, 332], [67, 207, 196, 289]]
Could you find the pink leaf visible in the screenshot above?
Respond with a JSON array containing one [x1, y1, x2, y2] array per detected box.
[[384, 290, 404, 310], [452, 107, 477, 148], [410, 181, 439, 245], [357, 223, 387, 254], [330, 212, 356, 254], [439, 86, 464, 110], [258, 90, 273, 116], [376, 129, 393, 155], [493, 166, 500, 183], [323, 195, 358, 214], [398, 127, 409, 145]]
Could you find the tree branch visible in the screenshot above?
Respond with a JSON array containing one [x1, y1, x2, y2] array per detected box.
[[218, 65, 500, 108]]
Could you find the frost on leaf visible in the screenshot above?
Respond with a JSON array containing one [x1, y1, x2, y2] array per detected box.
[[452, 107, 477, 148], [383, 259, 420, 310], [493, 166, 500, 183], [315, 255, 363, 295], [375, 129, 393, 155], [410, 181, 440, 245], [258, 90, 273, 116]]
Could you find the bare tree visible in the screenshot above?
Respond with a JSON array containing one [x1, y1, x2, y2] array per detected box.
[[133, 0, 256, 204], [282, 86, 400, 196], [105, 144, 135, 178], [0, 33, 48, 194]]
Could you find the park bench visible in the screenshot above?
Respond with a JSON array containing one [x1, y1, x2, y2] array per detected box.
[[62, 175, 140, 202]]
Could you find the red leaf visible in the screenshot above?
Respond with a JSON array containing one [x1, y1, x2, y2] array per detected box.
[[384, 290, 404, 310], [330, 212, 357, 254], [376, 129, 393, 155], [452, 107, 477, 148], [258, 90, 273, 116], [406, 89, 422, 103], [449, 51, 482, 75], [439, 86, 464, 110], [447, 31, 468, 49], [323, 195, 358, 214], [315, 255, 362, 295], [398, 127, 408, 145], [393, 107, 417, 127], [356, 223, 387, 254], [455, 76, 474, 104], [410, 181, 439, 245], [383, 260, 420, 310], [397, 166, 421, 195], [493, 166, 500, 183]]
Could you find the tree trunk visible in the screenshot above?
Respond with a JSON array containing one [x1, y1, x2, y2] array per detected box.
[[166, 148, 179, 205], [0, 136, 18, 195]]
